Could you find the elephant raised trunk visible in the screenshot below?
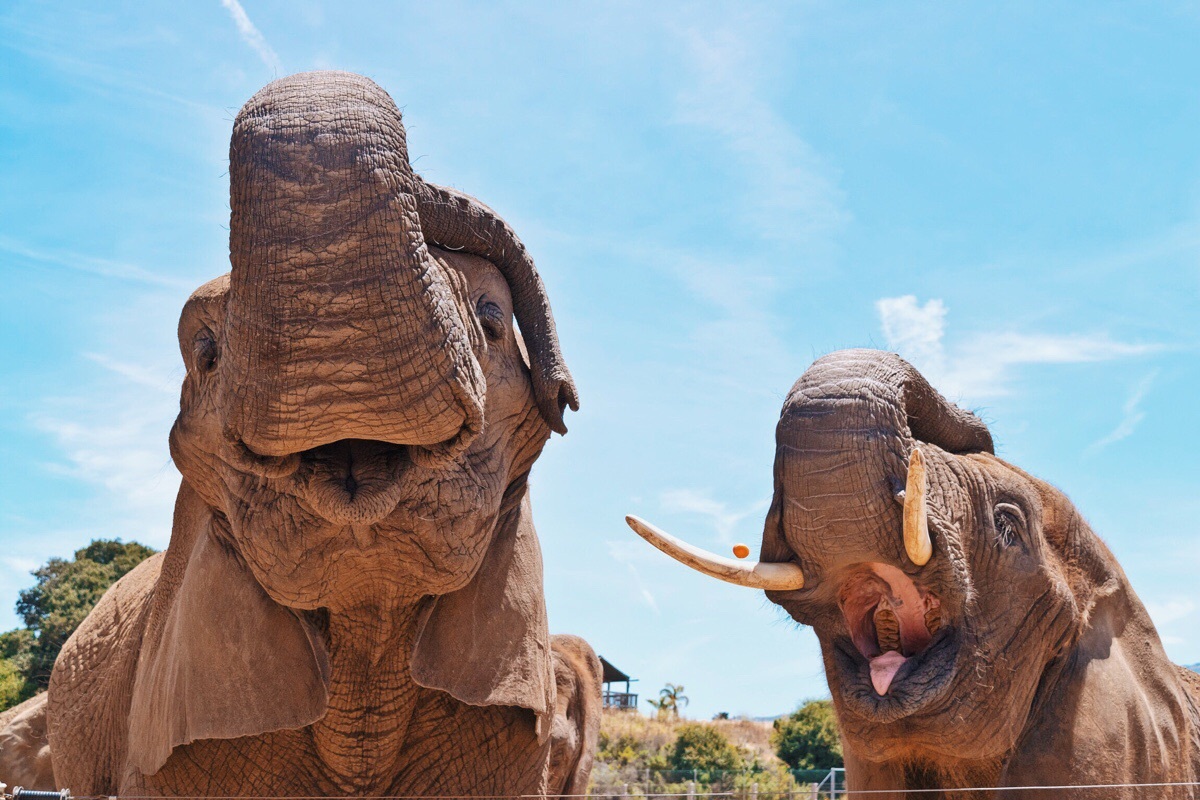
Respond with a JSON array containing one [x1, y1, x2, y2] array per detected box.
[[763, 349, 993, 567], [222, 71, 486, 459]]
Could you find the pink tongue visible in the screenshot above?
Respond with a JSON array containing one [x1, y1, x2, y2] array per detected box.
[[869, 650, 909, 695]]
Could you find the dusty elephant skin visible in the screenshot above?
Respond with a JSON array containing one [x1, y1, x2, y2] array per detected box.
[[634, 349, 1200, 799], [5, 71, 601, 796]]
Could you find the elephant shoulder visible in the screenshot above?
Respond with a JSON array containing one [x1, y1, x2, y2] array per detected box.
[[47, 552, 163, 794]]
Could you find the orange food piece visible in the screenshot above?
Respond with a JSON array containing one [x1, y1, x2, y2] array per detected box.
[[732, 543, 751, 559]]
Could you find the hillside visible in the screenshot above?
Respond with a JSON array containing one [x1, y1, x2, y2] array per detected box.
[[591, 710, 806, 798]]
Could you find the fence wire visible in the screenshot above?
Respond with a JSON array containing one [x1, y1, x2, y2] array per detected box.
[[6, 785, 1200, 800]]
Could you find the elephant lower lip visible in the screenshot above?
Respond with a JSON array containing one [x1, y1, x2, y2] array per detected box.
[[832, 625, 960, 723], [296, 439, 410, 525]]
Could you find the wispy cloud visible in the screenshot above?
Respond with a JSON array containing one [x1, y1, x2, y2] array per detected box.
[[673, 28, 848, 249], [660, 489, 768, 544], [0, 235, 196, 289], [606, 540, 661, 614], [1087, 371, 1158, 453], [85, 353, 179, 394], [1, 557, 40, 576], [876, 295, 1159, 400], [1145, 596, 1196, 646], [31, 352, 182, 546], [32, 406, 180, 544], [220, 0, 282, 75]]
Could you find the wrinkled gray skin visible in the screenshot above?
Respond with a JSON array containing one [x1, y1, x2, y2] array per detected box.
[[759, 349, 1200, 799], [0, 72, 600, 797]]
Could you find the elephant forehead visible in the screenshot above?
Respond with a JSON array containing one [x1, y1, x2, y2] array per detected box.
[[437, 250, 513, 311]]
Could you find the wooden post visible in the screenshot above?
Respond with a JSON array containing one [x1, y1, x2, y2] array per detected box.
[[809, 782, 818, 800], [751, 782, 758, 800], [687, 781, 695, 800]]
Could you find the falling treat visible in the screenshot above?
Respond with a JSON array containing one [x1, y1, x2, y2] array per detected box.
[[732, 543, 751, 559]]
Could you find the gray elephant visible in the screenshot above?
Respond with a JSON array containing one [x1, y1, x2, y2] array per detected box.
[[0, 71, 601, 797], [632, 349, 1200, 799]]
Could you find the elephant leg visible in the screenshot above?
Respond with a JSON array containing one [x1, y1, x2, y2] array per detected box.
[[546, 634, 602, 797], [0, 693, 55, 790]]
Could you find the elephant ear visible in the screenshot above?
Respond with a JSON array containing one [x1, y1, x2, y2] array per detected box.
[[412, 478, 555, 738], [128, 482, 330, 775]]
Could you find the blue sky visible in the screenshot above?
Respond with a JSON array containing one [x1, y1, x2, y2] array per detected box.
[[1, 2, 1198, 720]]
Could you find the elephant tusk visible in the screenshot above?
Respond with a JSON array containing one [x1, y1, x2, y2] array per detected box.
[[903, 448, 933, 566], [625, 515, 805, 591]]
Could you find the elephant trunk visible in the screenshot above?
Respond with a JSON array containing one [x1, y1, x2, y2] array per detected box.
[[763, 349, 993, 572], [222, 72, 485, 459], [414, 180, 578, 434]]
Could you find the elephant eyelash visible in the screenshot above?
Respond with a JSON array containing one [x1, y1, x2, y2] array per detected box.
[[475, 299, 506, 342], [993, 503, 1025, 548], [193, 330, 219, 373]]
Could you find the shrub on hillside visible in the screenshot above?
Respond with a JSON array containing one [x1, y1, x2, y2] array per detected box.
[[771, 699, 843, 769], [670, 722, 744, 782]]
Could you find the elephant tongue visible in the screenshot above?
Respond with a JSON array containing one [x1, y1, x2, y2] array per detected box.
[[869, 650, 908, 695]]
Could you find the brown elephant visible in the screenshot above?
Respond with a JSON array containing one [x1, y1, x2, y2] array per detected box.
[[0, 71, 601, 796], [630, 349, 1200, 799]]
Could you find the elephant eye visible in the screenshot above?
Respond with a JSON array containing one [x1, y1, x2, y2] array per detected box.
[[475, 298, 506, 342], [193, 329, 219, 374], [993, 503, 1026, 549]]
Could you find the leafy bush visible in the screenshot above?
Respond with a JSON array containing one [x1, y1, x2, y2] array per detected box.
[[669, 722, 745, 782], [771, 699, 843, 769], [590, 710, 817, 799], [0, 539, 156, 711], [0, 656, 24, 711]]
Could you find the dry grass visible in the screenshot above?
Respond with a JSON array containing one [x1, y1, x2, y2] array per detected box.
[[599, 709, 783, 766]]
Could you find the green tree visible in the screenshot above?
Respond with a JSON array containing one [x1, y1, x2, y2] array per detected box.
[[646, 682, 689, 718], [0, 539, 156, 710], [771, 699, 843, 769], [669, 722, 744, 782]]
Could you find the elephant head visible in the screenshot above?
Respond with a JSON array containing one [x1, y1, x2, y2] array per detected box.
[[126, 71, 578, 775], [630, 349, 1187, 775]]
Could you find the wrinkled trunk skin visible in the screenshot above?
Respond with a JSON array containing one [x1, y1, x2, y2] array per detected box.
[[223, 72, 485, 458]]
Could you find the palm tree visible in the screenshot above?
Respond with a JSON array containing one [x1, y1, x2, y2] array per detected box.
[[646, 683, 689, 718]]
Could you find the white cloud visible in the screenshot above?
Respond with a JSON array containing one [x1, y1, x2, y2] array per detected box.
[[31, 351, 182, 547], [876, 294, 1159, 400], [1145, 597, 1196, 629], [85, 352, 179, 394], [220, 0, 282, 75], [660, 489, 768, 544], [0, 235, 196, 289], [1087, 371, 1157, 453], [1, 557, 40, 575], [673, 28, 848, 248], [606, 540, 661, 614], [875, 296, 947, 375]]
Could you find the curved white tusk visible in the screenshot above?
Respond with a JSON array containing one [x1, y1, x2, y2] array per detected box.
[[903, 448, 933, 566], [625, 515, 805, 591]]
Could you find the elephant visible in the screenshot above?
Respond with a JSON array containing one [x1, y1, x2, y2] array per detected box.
[[0, 71, 602, 796], [629, 349, 1200, 799]]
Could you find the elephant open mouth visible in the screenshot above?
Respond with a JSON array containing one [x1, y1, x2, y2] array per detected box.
[[296, 439, 412, 526], [832, 563, 961, 721]]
